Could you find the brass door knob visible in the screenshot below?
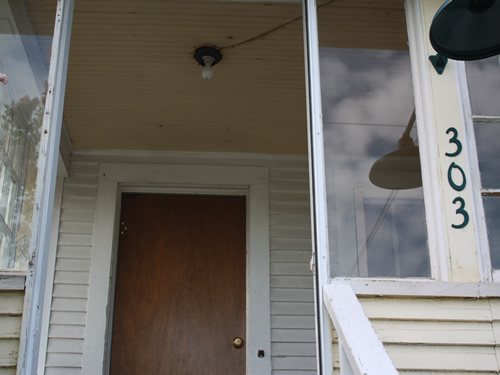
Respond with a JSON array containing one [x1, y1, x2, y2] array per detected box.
[[232, 337, 244, 349]]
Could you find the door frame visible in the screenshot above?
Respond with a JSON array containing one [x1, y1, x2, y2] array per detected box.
[[82, 163, 271, 375]]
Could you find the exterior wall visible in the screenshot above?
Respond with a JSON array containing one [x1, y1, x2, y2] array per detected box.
[[45, 162, 97, 375], [331, 296, 500, 374], [42, 153, 316, 374], [0, 291, 24, 375]]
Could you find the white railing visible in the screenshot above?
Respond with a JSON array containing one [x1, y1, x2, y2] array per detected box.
[[323, 284, 399, 375]]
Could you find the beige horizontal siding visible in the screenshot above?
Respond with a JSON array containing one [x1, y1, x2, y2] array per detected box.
[[331, 297, 500, 374], [45, 162, 98, 374], [0, 291, 23, 373], [269, 165, 316, 374]]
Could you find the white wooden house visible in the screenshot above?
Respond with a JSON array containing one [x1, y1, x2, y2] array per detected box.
[[1, 0, 500, 373]]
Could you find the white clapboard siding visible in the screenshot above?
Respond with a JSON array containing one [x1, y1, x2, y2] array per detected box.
[[0, 291, 23, 372], [331, 297, 500, 374], [45, 162, 98, 374], [269, 165, 316, 374], [44, 153, 317, 374]]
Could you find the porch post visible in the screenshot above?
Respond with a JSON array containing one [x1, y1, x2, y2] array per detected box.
[[17, 0, 74, 373], [301, 0, 332, 373]]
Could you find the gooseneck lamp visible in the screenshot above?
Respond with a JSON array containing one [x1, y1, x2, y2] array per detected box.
[[369, 111, 422, 190], [429, 0, 500, 60]]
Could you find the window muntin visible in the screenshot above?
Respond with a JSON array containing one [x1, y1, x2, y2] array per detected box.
[[0, 0, 53, 271], [317, 3, 430, 278], [465, 56, 500, 270]]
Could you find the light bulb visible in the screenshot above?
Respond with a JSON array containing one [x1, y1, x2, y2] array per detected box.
[[201, 56, 215, 79]]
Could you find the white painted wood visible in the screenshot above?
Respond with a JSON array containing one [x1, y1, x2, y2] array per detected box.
[[100, 163, 268, 185], [53, 271, 89, 285], [83, 163, 272, 375], [0, 274, 25, 291], [38, 177, 64, 374], [372, 320, 495, 345], [0, 292, 24, 315], [47, 338, 84, 353], [45, 352, 82, 367], [271, 316, 316, 329], [455, 54, 493, 282], [60, 210, 96, 223], [271, 356, 318, 371], [386, 344, 498, 372], [51, 298, 88, 313], [0, 340, 20, 367], [338, 343, 355, 375], [272, 328, 316, 343], [71, 150, 308, 169], [18, 0, 74, 373], [57, 234, 93, 247], [323, 284, 398, 375], [52, 284, 89, 299], [420, 0, 482, 282], [358, 297, 492, 321], [49, 325, 85, 339], [471, 115, 500, 123], [50, 312, 86, 326], [333, 278, 500, 297], [81, 180, 118, 375], [0, 316, 22, 338], [270, 275, 313, 289], [55, 259, 91, 272], [406, 0, 449, 281], [271, 302, 315, 316]]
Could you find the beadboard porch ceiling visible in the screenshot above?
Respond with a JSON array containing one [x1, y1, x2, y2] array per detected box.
[[29, 0, 406, 154]]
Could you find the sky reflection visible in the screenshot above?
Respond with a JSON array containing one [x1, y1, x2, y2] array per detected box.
[[320, 47, 430, 278]]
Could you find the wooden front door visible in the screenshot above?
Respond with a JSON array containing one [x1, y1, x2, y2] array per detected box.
[[110, 194, 246, 374]]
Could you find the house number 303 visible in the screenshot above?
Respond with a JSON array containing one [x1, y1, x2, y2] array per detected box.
[[446, 127, 469, 229]]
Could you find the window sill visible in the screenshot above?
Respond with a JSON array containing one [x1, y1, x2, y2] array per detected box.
[[331, 277, 500, 298], [0, 272, 26, 291]]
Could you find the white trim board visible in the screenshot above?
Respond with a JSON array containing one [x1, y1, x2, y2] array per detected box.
[[333, 278, 500, 298], [82, 163, 271, 375]]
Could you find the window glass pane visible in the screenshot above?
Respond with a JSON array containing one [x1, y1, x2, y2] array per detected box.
[[0, 0, 55, 271], [466, 56, 500, 117], [483, 196, 500, 269], [317, 2, 430, 278], [474, 122, 500, 189]]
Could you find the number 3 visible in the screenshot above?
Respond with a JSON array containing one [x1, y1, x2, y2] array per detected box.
[[451, 197, 469, 229], [445, 127, 462, 157]]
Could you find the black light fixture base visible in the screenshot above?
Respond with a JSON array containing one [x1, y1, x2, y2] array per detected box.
[[429, 0, 500, 61], [193, 46, 223, 66], [429, 54, 449, 74]]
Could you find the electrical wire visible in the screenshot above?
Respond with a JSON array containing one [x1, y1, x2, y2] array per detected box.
[[220, 0, 337, 50]]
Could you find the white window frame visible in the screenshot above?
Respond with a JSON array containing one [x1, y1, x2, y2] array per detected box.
[[456, 59, 500, 282], [15, 0, 75, 373], [302, 0, 461, 371]]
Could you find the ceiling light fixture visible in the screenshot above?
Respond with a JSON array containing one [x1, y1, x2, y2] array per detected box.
[[193, 46, 223, 80], [429, 0, 500, 61]]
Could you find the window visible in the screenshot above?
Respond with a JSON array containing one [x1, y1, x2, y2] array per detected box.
[[0, 0, 53, 271], [465, 56, 500, 270], [316, 1, 430, 278]]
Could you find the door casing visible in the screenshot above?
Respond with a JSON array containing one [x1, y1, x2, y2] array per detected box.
[[82, 163, 271, 375]]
